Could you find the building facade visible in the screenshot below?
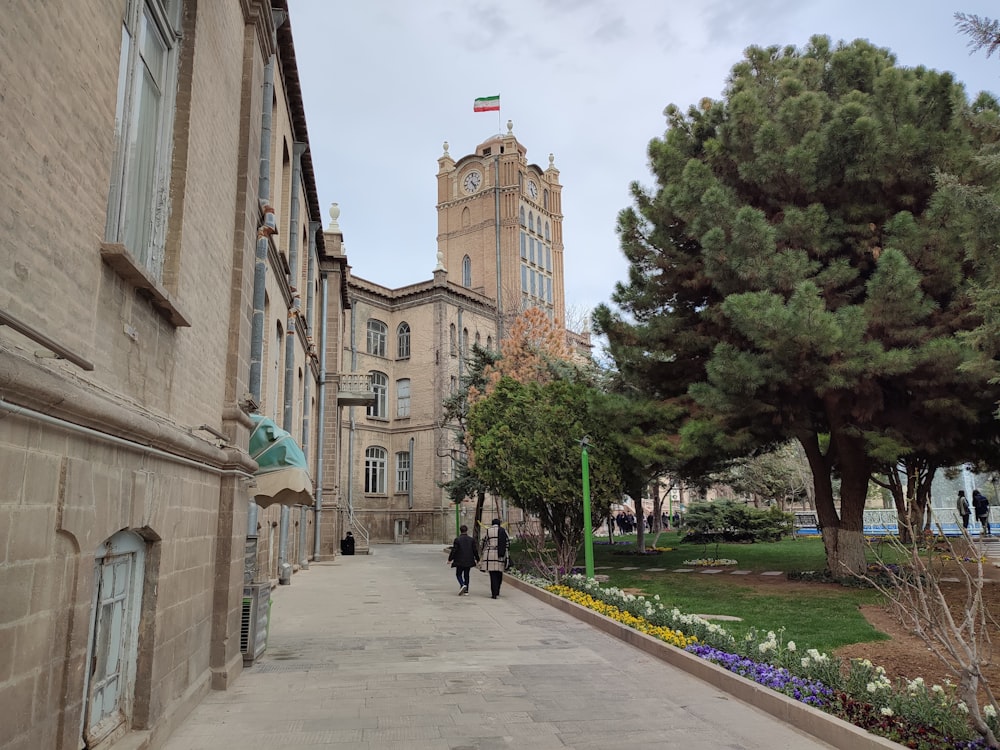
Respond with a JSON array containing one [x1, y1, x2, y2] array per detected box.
[[341, 126, 571, 544], [0, 2, 354, 749]]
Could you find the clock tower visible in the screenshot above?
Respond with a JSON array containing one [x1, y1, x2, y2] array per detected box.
[[436, 121, 565, 338]]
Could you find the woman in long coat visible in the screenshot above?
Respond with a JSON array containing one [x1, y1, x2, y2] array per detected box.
[[480, 518, 510, 599]]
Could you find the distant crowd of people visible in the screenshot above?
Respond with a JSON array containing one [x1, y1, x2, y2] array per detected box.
[[611, 511, 681, 534]]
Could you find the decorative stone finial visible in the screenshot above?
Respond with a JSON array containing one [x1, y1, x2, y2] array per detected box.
[[434, 249, 446, 272], [442, 141, 449, 156], [328, 202, 341, 231], [549, 153, 555, 167], [507, 119, 514, 134]]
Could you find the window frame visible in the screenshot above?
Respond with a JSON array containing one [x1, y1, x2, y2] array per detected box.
[[105, 0, 182, 281], [396, 378, 411, 418], [396, 322, 410, 359], [364, 446, 387, 494], [395, 451, 411, 493], [367, 371, 388, 419], [367, 319, 388, 357]]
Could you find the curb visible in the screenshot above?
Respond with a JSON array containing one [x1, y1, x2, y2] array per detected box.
[[505, 575, 904, 750]]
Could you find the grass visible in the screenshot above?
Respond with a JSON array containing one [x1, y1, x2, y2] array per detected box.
[[561, 532, 895, 653]]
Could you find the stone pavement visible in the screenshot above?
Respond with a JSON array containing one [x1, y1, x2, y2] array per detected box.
[[160, 543, 841, 750]]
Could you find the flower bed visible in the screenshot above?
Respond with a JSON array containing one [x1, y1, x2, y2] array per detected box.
[[537, 573, 1000, 749], [682, 558, 738, 566]]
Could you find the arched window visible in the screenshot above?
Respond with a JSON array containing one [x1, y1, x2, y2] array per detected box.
[[449, 323, 456, 356], [397, 322, 410, 359], [543, 189, 549, 209], [486, 335, 493, 351], [461, 206, 471, 227], [364, 446, 387, 494], [519, 207, 525, 226], [366, 319, 387, 356], [475, 332, 481, 347], [367, 371, 388, 418], [462, 255, 472, 287], [528, 211, 534, 232], [396, 378, 410, 418], [462, 328, 469, 357], [545, 221, 550, 241]]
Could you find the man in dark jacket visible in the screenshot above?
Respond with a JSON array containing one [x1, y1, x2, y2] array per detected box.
[[972, 489, 992, 536], [447, 525, 479, 595]]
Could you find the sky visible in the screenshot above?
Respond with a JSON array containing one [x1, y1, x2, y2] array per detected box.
[[287, 0, 999, 320]]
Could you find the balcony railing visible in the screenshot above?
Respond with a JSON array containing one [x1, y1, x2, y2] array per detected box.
[[336, 373, 375, 406]]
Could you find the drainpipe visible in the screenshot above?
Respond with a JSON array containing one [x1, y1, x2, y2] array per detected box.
[[302, 221, 323, 458], [347, 298, 358, 528], [278, 505, 291, 584], [301, 221, 318, 458], [283, 142, 307, 433], [249, 58, 276, 406], [313, 272, 329, 556], [298, 505, 309, 570], [407, 437, 414, 509]]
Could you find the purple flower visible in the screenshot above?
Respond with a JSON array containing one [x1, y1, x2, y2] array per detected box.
[[686, 644, 833, 706]]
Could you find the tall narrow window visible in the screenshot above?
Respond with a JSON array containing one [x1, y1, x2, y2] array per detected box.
[[367, 371, 388, 418], [364, 447, 387, 494], [367, 319, 387, 356], [396, 379, 411, 418], [106, 0, 182, 279], [462, 255, 472, 287], [449, 324, 456, 356], [462, 328, 469, 357], [397, 322, 410, 359], [396, 451, 411, 493], [486, 335, 493, 351]]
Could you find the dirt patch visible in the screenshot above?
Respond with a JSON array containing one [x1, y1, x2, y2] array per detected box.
[[832, 574, 1000, 698]]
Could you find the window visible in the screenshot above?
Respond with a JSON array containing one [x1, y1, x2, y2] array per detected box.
[[364, 447, 387, 494], [521, 264, 528, 292], [397, 322, 410, 359], [519, 207, 525, 226], [520, 231, 526, 259], [449, 324, 456, 356], [528, 212, 534, 232], [545, 245, 551, 271], [462, 255, 472, 287], [396, 378, 410, 418], [475, 332, 481, 347], [396, 451, 411, 493], [462, 328, 469, 357], [486, 335, 493, 351], [105, 0, 182, 279], [545, 221, 550, 241], [367, 371, 388, 418], [367, 319, 387, 356]]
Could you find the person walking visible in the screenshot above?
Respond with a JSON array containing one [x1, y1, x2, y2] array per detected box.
[[447, 525, 478, 595], [480, 518, 510, 599], [972, 488, 992, 536]]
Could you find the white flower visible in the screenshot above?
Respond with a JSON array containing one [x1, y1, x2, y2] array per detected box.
[[958, 702, 969, 714], [931, 685, 944, 695], [786, 641, 796, 652], [880, 707, 894, 717], [801, 658, 811, 668], [867, 682, 878, 694], [984, 704, 997, 719]]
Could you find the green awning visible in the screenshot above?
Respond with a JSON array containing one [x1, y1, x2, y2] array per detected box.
[[249, 414, 313, 508]]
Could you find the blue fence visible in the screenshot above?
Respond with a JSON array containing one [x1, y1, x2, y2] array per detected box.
[[793, 508, 998, 537]]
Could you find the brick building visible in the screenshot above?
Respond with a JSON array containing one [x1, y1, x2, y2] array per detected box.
[[0, 2, 357, 748], [341, 126, 579, 544]]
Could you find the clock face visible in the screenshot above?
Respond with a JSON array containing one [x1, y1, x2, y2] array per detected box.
[[463, 170, 482, 193], [527, 180, 538, 199]]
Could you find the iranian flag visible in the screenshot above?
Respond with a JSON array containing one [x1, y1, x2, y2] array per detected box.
[[474, 95, 500, 112]]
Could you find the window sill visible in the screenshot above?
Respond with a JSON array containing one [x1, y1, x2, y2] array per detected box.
[[100, 243, 191, 327], [365, 415, 390, 423]]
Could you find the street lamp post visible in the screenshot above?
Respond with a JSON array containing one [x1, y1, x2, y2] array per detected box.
[[580, 436, 595, 579]]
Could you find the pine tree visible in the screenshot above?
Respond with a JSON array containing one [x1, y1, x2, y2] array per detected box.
[[596, 36, 1000, 575]]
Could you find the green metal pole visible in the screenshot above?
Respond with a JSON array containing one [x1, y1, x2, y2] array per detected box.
[[455, 501, 461, 539], [581, 446, 595, 579]]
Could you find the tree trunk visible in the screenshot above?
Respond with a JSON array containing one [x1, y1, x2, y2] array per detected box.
[[797, 429, 869, 576], [473, 490, 486, 546]]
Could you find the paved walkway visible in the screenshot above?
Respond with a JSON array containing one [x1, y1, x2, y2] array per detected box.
[[161, 543, 837, 750]]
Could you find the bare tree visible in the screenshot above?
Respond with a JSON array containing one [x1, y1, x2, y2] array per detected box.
[[956, 12, 1000, 58], [861, 524, 1000, 746]]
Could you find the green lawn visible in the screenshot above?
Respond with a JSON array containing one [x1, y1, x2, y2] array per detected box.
[[573, 532, 892, 654]]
